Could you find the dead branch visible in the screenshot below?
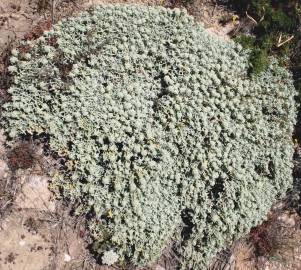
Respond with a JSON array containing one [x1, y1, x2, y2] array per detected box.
[[246, 11, 257, 24], [277, 35, 295, 48]]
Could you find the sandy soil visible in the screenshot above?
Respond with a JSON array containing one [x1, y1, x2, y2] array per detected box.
[[0, 129, 96, 270]]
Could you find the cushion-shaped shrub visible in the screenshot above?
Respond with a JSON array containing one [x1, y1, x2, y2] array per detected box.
[[2, 5, 297, 269]]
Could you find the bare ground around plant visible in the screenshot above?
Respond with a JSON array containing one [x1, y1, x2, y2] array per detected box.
[[1, 1, 301, 270]]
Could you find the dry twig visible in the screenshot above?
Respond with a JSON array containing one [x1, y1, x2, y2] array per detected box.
[[246, 11, 257, 24], [277, 34, 295, 48]]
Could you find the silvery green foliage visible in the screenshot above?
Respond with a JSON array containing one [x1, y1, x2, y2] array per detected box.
[[2, 4, 297, 269]]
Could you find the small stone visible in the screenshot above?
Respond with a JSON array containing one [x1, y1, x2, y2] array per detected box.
[[19, 240, 26, 246], [154, 265, 165, 270], [0, 160, 9, 179], [64, 253, 71, 262]]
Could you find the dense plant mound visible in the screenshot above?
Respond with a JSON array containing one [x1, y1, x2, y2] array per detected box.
[[2, 5, 297, 269]]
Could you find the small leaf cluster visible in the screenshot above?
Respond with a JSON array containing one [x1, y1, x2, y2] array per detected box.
[[2, 5, 297, 269], [102, 250, 119, 266]]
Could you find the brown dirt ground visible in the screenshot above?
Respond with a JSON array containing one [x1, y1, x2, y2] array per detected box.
[[1, 1, 301, 270], [0, 130, 100, 270]]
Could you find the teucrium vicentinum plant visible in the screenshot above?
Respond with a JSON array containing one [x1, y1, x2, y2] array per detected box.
[[2, 5, 297, 269]]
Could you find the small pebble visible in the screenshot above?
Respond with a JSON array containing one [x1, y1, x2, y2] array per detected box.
[[19, 240, 26, 246], [64, 253, 71, 262]]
